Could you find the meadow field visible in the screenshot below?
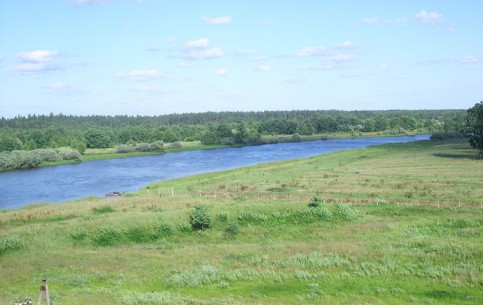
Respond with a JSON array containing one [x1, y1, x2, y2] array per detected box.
[[0, 139, 481, 304]]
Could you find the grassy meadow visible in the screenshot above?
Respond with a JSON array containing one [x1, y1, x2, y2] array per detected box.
[[0, 139, 482, 304]]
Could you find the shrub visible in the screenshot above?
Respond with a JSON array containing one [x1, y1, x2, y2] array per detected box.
[[190, 205, 212, 231], [125, 227, 154, 243], [224, 223, 239, 237], [70, 227, 88, 241], [169, 141, 182, 149], [33, 149, 62, 162], [0, 236, 23, 256], [92, 205, 114, 214], [336, 203, 360, 220], [308, 196, 322, 208], [59, 150, 82, 161], [91, 226, 122, 246], [177, 222, 193, 233], [154, 221, 174, 238], [116, 144, 136, 153], [135, 142, 154, 152]]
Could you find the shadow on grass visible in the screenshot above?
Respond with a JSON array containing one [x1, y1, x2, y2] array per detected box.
[[432, 153, 479, 160]]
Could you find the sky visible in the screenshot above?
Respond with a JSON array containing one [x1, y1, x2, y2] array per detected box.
[[0, 0, 482, 118]]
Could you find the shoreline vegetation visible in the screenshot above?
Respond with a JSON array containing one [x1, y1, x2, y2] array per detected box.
[[0, 138, 482, 304], [4, 131, 429, 172], [0, 109, 466, 171]]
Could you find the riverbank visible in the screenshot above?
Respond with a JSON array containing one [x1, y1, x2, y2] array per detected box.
[[39, 131, 417, 168], [0, 139, 481, 304]]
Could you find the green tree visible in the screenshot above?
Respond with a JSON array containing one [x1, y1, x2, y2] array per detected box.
[[84, 128, 112, 149], [464, 101, 483, 157], [190, 205, 211, 231], [0, 135, 23, 152]]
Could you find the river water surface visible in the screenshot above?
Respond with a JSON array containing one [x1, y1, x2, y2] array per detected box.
[[0, 135, 429, 209]]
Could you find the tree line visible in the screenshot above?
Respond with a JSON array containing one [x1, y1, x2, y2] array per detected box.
[[0, 109, 465, 154]]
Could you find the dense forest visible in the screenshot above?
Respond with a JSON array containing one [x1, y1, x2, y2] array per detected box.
[[0, 110, 465, 152]]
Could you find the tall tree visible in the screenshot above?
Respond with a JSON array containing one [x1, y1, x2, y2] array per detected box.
[[464, 101, 483, 157]]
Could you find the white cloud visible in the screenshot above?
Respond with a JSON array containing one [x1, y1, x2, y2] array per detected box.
[[461, 55, 483, 63], [202, 16, 232, 24], [18, 50, 60, 63], [145, 44, 160, 51], [305, 54, 356, 70], [361, 17, 406, 25], [253, 55, 270, 61], [181, 38, 224, 60], [68, 0, 106, 5], [296, 41, 354, 57], [13, 63, 60, 74], [414, 10, 443, 24], [165, 37, 178, 42], [184, 38, 210, 49], [362, 17, 380, 24], [214, 68, 228, 76], [256, 64, 271, 72], [46, 82, 77, 95], [116, 68, 164, 81], [174, 62, 192, 68], [12, 50, 62, 74], [379, 63, 390, 69]]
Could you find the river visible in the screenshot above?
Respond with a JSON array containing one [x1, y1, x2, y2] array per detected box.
[[0, 135, 430, 209]]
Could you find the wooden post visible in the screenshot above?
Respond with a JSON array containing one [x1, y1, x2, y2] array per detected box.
[[37, 279, 51, 305]]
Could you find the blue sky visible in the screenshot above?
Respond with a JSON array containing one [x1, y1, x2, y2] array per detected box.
[[0, 0, 482, 118]]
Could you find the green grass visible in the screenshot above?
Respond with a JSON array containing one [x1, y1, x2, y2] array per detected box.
[[0, 139, 481, 304]]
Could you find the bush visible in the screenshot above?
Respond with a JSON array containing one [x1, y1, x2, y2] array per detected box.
[[92, 205, 114, 214], [91, 226, 122, 246], [33, 149, 62, 162], [0, 236, 23, 256], [59, 150, 82, 161], [135, 142, 154, 152], [308, 196, 322, 208], [336, 203, 360, 220], [125, 227, 154, 243], [190, 205, 211, 231], [116, 144, 136, 153], [70, 227, 88, 241], [224, 223, 239, 237], [177, 222, 193, 233], [154, 221, 174, 238]]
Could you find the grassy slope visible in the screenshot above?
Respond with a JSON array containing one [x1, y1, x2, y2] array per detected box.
[[0, 139, 481, 304]]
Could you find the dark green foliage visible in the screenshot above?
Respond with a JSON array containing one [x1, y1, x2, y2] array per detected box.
[[154, 221, 174, 238], [84, 128, 113, 149], [91, 226, 122, 246], [336, 203, 360, 220], [190, 205, 212, 231], [463, 101, 483, 156], [125, 227, 154, 243], [0, 135, 23, 152], [224, 223, 239, 237], [308, 196, 322, 208], [70, 228, 88, 241], [92, 205, 114, 214], [0, 236, 23, 256]]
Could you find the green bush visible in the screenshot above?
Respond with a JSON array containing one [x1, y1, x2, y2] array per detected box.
[[70, 227, 88, 241], [59, 150, 82, 161], [308, 196, 322, 208], [125, 227, 154, 243], [91, 226, 122, 246], [224, 223, 239, 237], [0, 236, 23, 256], [154, 221, 174, 238], [190, 205, 212, 231], [336, 203, 360, 220], [177, 222, 193, 233], [117, 144, 136, 153], [92, 205, 114, 214]]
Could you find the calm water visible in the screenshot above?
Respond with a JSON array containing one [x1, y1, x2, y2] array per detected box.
[[0, 135, 429, 209]]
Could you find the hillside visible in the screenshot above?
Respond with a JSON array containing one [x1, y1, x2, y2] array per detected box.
[[0, 139, 481, 304]]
